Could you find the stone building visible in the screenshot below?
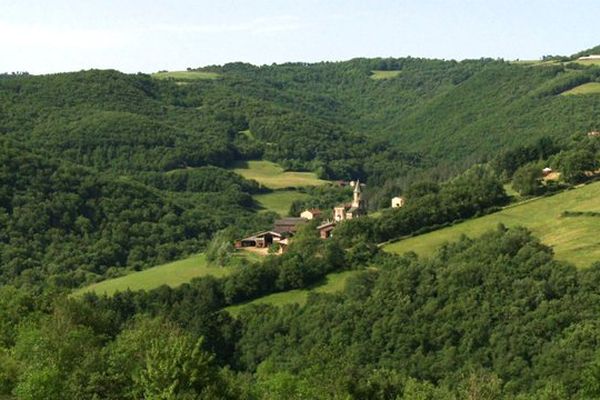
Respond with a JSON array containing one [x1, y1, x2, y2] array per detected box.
[[333, 180, 367, 221], [391, 196, 405, 208], [300, 208, 322, 220]]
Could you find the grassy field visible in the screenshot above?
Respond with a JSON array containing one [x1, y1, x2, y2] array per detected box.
[[575, 59, 600, 66], [225, 270, 358, 316], [254, 190, 310, 216], [73, 254, 237, 297], [152, 70, 220, 81], [511, 59, 560, 67], [371, 70, 401, 80], [562, 82, 600, 95], [384, 181, 600, 268], [232, 160, 328, 189]]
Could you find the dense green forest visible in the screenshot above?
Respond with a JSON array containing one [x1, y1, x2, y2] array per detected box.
[[3, 227, 600, 398], [1, 48, 600, 398]]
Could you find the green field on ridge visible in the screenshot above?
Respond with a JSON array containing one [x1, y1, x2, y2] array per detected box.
[[73, 254, 242, 297], [562, 82, 600, 95], [151, 70, 220, 80], [384, 181, 600, 268]]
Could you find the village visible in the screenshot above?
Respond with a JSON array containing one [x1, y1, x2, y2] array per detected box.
[[235, 180, 406, 254], [233, 157, 580, 256]]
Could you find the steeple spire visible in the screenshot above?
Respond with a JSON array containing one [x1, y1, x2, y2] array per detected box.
[[354, 179, 361, 194], [352, 179, 362, 208]]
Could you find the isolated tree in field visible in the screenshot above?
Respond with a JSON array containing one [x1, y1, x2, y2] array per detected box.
[[206, 228, 236, 267], [558, 149, 598, 184], [512, 163, 544, 196]]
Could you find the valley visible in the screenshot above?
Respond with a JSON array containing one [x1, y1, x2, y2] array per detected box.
[[1, 43, 600, 399]]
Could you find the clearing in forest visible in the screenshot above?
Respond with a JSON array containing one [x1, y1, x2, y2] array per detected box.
[[370, 70, 401, 80], [384, 181, 600, 268], [232, 160, 327, 189], [225, 270, 358, 316], [151, 70, 220, 81]]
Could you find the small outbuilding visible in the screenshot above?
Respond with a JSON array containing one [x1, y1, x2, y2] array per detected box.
[[542, 167, 553, 176], [391, 196, 406, 208], [317, 221, 336, 239]]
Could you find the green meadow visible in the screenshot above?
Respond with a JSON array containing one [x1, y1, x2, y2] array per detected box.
[[370, 70, 402, 80], [562, 82, 600, 95], [384, 181, 600, 268], [225, 270, 358, 316], [151, 70, 220, 81], [575, 58, 600, 66], [254, 190, 310, 216], [232, 160, 327, 189], [74, 254, 236, 297]]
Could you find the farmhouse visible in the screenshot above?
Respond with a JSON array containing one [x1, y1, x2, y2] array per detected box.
[[391, 196, 405, 208], [235, 231, 283, 249], [235, 217, 307, 253], [300, 208, 322, 220], [274, 217, 307, 234]]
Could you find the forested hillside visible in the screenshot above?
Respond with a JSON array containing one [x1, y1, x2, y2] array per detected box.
[[3, 56, 600, 184], [4, 227, 600, 399], [1, 48, 600, 399], [0, 139, 269, 289], [1, 54, 598, 289]]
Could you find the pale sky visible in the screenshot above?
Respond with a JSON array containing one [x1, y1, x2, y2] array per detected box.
[[1, 0, 599, 74]]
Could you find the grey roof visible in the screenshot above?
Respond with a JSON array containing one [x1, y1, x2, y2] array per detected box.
[[275, 217, 307, 224], [273, 217, 307, 234], [240, 231, 282, 241], [317, 221, 336, 230]]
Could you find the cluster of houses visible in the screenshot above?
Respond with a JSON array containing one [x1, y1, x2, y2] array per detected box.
[[235, 180, 406, 253]]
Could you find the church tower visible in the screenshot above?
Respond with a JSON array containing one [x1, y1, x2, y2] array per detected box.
[[351, 179, 364, 210]]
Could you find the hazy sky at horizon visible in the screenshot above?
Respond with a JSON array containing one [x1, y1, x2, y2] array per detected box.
[[1, 0, 599, 74]]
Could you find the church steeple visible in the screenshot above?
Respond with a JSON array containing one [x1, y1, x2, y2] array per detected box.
[[352, 179, 362, 208]]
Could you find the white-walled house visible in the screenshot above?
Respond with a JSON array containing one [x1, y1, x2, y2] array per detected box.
[[391, 196, 405, 208]]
